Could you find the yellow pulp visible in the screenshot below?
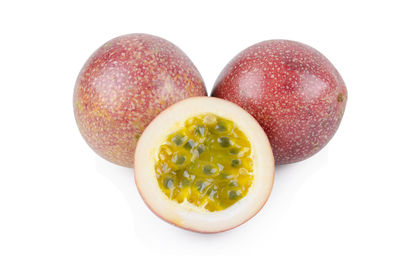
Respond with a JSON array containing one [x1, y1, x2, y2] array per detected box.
[[154, 114, 254, 212]]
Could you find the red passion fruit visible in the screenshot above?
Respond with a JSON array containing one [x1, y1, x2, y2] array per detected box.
[[212, 40, 347, 164], [74, 33, 207, 167]]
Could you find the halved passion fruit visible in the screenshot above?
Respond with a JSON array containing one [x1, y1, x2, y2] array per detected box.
[[134, 97, 274, 233]]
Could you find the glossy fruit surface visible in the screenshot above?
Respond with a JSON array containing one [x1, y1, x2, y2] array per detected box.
[[74, 34, 207, 167], [134, 97, 274, 233], [212, 40, 347, 164]]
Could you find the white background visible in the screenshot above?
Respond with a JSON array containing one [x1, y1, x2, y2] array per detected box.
[[1, 0, 399, 266]]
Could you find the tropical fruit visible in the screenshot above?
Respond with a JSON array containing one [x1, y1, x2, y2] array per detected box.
[[74, 34, 207, 167], [212, 40, 347, 164], [134, 97, 274, 233]]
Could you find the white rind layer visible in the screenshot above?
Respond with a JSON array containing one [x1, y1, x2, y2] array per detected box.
[[134, 97, 274, 233]]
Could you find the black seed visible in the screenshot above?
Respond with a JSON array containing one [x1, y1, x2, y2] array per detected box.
[[196, 180, 205, 192], [229, 190, 240, 200], [182, 178, 191, 187], [207, 189, 217, 199], [184, 139, 195, 150], [176, 156, 185, 164], [197, 144, 205, 154], [163, 178, 174, 189], [195, 126, 205, 136], [203, 165, 217, 175], [229, 181, 238, 187], [221, 173, 233, 179], [218, 137, 231, 147], [229, 148, 239, 155], [172, 134, 184, 146], [231, 159, 241, 167], [216, 123, 227, 132], [173, 154, 186, 165]]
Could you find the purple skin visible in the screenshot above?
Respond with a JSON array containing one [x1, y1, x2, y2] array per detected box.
[[212, 40, 347, 164], [74, 34, 207, 167]]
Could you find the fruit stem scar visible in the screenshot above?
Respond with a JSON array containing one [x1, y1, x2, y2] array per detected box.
[[337, 93, 344, 102]]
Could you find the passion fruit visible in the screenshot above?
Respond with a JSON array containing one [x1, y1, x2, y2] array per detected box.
[[134, 97, 274, 233], [212, 40, 347, 164], [73, 34, 207, 167]]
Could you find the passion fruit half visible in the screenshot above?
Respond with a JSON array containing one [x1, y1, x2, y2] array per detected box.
[[134, 97, 274, 233]]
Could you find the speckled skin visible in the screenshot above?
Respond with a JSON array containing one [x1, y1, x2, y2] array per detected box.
[[212, 40, 347, 164], [74, 34, 207, 167]]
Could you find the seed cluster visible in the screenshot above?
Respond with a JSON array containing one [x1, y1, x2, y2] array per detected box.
[[154, 114, 254, 212]]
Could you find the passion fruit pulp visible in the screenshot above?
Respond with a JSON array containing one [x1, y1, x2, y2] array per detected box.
[[155, 113, 254, 212], [134, 97, 274, 233]]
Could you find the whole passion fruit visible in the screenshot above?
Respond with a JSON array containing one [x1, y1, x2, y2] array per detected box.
[[134, 97, 274, 233], [212, 40, 347, 164], [74, 34, 207, 167]]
